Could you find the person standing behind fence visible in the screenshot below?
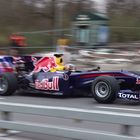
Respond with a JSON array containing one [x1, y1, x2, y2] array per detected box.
[[9, 33, 26, 55], [56, 38, 71, 64]]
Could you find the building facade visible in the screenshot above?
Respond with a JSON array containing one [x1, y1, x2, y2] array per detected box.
[[72, 11, 109, 47]]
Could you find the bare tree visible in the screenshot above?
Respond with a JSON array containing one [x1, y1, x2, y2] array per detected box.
[[107, 0, 140, 42], [0, 0, 95, 46]]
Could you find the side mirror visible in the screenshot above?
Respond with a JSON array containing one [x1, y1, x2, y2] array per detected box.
[[65, 70, 72, 76], [97, 66, 100, 70], [87, 66, 100, 72]]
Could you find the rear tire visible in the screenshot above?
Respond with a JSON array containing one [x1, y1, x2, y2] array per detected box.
[[92, 76, 120, 103], [0, 73, 18, 96]]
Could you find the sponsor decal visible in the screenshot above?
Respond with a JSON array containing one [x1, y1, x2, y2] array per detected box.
[[63, 73, 69, 81], [32, 56, 57, 73], [0, 61, 14, 72], [12, 56, 24, 64], [136, 78, 140, 84], [0, 62, 12, 68], [118, 92, 139, 100], [35, 77, 59, 91]]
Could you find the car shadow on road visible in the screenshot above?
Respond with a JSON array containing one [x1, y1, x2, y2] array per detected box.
[[115, 99, 140, 106], [90, 99, 140, 106], [14, 91, 89, 99]]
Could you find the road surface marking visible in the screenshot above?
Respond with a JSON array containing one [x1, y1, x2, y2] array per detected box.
[[0, 138, 29, 140], [96, 106, 140, 112], [0, 102, 140, 117]]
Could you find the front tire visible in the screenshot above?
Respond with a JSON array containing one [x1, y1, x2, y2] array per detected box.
[[92, 76, 120, 103], [0, 73, 18, 96]]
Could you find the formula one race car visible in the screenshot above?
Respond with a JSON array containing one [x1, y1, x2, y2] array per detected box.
[[0, 55, 140, 104]]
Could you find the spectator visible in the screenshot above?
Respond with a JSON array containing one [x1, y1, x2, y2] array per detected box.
[[9, 33, 26, 55], [56, 38, 71, 64]]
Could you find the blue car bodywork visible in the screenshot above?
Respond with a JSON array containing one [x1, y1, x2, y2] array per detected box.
[[0, 55, 140, 103], [30, 70, 139, 98]]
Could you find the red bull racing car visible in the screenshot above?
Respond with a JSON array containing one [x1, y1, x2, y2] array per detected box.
[[0, 55, 140, 103]]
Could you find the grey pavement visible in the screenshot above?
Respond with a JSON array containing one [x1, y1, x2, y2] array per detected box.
[[0, 132, 72, 140], [0, 63, 140, 140], [0, 95, 140, 140]]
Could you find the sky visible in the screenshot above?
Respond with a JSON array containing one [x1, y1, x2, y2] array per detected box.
[[25, 0, 107, 13], [93, 0, 107, 13]]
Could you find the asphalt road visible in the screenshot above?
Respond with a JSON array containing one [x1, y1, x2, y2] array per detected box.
[[1, 63, 140, 140], [0, 92, 140, 140]]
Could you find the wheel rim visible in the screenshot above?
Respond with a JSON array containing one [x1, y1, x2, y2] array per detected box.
[[0, 76, 8, 93], [94, 81, 110, 98]]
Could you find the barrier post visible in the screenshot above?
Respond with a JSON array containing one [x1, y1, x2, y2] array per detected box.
[[121, 124, 131, 136], [0, 111, 11, 136]]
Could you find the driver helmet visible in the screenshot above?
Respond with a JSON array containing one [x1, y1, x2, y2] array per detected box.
[[65, 64, 76, 71]]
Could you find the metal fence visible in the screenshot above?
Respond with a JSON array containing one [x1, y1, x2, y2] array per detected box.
[[0, 102, 140, 140], [0, 44, 140, 71], [9, 27, 140, 48], [16, 28, 72, 48], [109, 27, 140, 43]]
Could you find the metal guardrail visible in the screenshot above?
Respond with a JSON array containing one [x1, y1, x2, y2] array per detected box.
[[0, 102, 140, 140]]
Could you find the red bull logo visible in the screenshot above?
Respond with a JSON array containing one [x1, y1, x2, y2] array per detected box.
[[35, 77, 59, 91], [32, 56, 57, 72], [136, 78, 140, 84], [0, 61, 14, 72]]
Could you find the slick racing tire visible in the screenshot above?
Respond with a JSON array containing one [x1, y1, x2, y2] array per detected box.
[[92, 76, 120, 103], [0, 73, 18, 96]]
